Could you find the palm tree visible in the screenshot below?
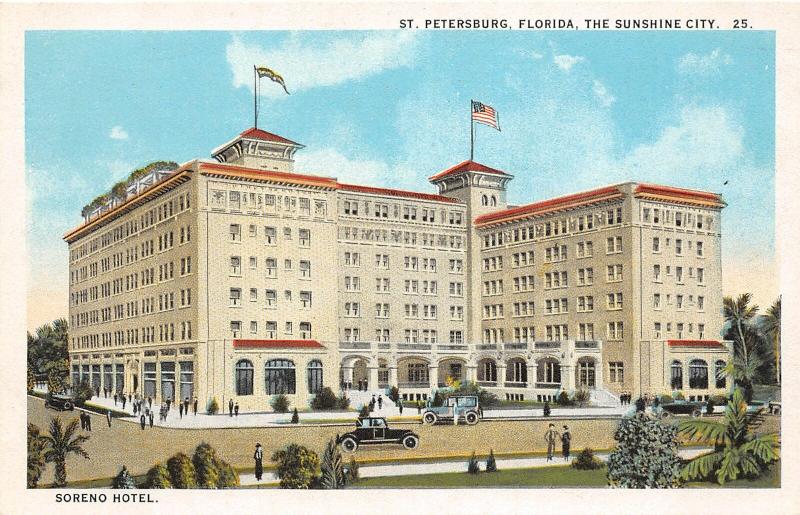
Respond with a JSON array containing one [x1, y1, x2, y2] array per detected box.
[[762, 297, 781, 384], [42, 417, 90, 487], [722, 294, 761, 400], [678, 387, 779, 485], [27, 423, 47, 488]]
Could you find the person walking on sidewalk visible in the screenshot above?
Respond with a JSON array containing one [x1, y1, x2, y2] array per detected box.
[[253, 443, 264, 481], [544, 423, 559, 462], [140, 413, 146, 430], [377, 396, 383, 410], [229, 399, 234, 417], [149, 410, 154, 428], [106, 409, 112, 428], [234, 402, 239, 417], [193, 398, 198, 415], [561, 425, 571, 461]]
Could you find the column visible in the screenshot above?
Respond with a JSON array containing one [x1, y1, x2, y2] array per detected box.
[[428, 365, 438, 390], [594, 359, 604, 390], [368, 366, 379, 391], [342, 366, 354, 390], [466, 364, 478, 384], [497, 363, 508, 388], [526, 364, 536, 388], [388, 366, 398, 387], [560, 364, 576, 392]]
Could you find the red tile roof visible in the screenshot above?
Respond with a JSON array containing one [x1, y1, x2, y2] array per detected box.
[[634, 183, 725, 207], [667, 340, 725, 348], [339, 183, 460, 203], [233, 339, 326, 349], [429, 160, 510, 181], [199, 162, 338, 189], [475, 185, 624, 227], [239, 127, 300, 146]]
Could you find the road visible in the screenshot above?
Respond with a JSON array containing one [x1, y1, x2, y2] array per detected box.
[[27, 396, 779, 486]]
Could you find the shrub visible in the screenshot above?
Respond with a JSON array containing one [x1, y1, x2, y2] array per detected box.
[[216, 460, 240, 488], [27, 423, 46, 488], [206, 397, 219, 415], [27, 367, 35, 394], [73, 380, 94, 407], [447, 382, 499, 407], [432, 391, 445, 407], [112, 465, 137, 489], [310, 387, 338, 410], [607, 412, 682, 488], [674, 391, 686, 401], [271, 444, 320, 489], [573, 389, 590, 406], [192, 443, 221, 488], [486, 450, 497, 472], [336, 394, 351, 410], [543, 402, 551, 417], [320, 439, 346, 489], [388, 386, 400, 403], [557, 391, 573, 406], [271, 394, 290, 413], [166, 452, 197, 489], [710, 394, 728, 405], [571, 448, 604, 470], [345, 457, 359, 484], [47, 370, 65, 395], [145, 463, 172, 488], [659, 394, 673, 405], [467, 452, 480, 474], [358, 405, 370, 418]]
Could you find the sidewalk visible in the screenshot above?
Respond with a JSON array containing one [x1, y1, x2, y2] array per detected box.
[[238, 447, 712, 486]]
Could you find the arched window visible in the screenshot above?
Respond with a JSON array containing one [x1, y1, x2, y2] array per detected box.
[[265, 359, 296, 394], [490, 195, 497, 207], [235, 359, 254, 396], [577, 358, 596, 388], [506, 358, 527, 383], [481, 195, 488, 206], [307, 360, 323, 394], [537, 358, 561, 384], [689, 359, 708, 389], [715, 360, 727, 389], [670, 360, 683, 390], [477, 359, 497, 383]]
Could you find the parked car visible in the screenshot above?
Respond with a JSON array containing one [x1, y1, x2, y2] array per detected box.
[[44, 393, 75, 411], [422, 395, 481, 425], [338, 417, 420, 452], [746, 400, 770, 414], [768, 401, 781, 415], [658, 400, 705, 418]]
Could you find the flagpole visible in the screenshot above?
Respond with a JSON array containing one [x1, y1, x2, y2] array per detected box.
[[469, 99, 475, 161], [253, 66, 258, 129]]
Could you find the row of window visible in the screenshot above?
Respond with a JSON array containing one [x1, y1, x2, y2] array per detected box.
[[229, 289, 312, 309], [482, 322, 621, 343], [342, 328, 464, 344], [70, 320, 193, 350], [341, 199, 464, 226], [652, 237, 705, 257], [229, 256, 311, 278], [210, 190, 327, 219], [654, 322, 706, 340], [230, 321, 312, 339], [642, 207, 714, 231], [229, 224, 311, 246], [340, 226, 465, 248], [670, 359, 726, 390]]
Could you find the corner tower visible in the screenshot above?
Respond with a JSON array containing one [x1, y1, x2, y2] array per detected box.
[[211, 127, 305, 172]]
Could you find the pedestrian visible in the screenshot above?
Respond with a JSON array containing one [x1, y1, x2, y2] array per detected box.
[[399, 402, 404, 415], [179, 402, 184, 418], [369, 399, 375, 412], [184, 397, 189, 415], [544, 423, 559, 462], [561, 425, 571, 461], [133, 401, 137, 415], [543, 401, 551, 417], [121, 395, 126, 410], [254, 443, 264, 481], [229, 399, 234, 417], [140, 413, 146, 430], [79, 412, 86, 430], [106, 409, 112, 428], [193, 398, 198, 415], [371, 394, 376, 405], [113, 393, 118, 406], [128, 393, 132, 406], [149, 410, 154, 428], [166, 398, 171, 411], [234, 402, 239, 417], [148, 396, 152, 409], [377, 396, 383, 410]]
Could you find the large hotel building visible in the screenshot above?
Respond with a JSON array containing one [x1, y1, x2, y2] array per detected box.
[[65, 127, 732, 412]]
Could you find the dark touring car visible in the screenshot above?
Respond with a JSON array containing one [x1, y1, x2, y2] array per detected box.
[[44, 393, 75, 411], [337, 417, 420, 452]]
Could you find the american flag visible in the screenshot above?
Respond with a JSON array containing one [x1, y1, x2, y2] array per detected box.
[[472, 101, 500, 130]]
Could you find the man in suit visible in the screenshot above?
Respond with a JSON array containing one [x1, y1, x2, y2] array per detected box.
[[193, 398, 198, 416], [544, 423, 559, 462], [229, 399, 234, 417], [253, 443, 264, 481], [106, 409, 112, 428]]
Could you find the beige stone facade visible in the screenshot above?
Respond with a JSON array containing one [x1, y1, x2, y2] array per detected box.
[[65, 127, 731, 412]]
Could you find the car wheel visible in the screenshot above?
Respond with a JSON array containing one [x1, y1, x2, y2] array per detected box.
[[340, 437, 358, 452], [691, 408, 701, 418], [64, 401, 74, 411], [402, 434, 419, 449], [465, 412, 479, 425], [423, 412, 437, 425], [660, 410, 671, 419]]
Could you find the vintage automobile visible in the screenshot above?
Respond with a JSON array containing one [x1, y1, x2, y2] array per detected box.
[[44, 393, 75, 411], [422, 395, 481, 425], [768, 401, 781, 415], [337, 417, 420, 452], [658, 400, 705, 418]]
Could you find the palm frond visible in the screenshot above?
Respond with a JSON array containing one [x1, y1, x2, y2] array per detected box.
[[716, 450, 741, 485], [740, 434, 780, 463], [678, 419, 727, 445], [681, 452, 723, 481]]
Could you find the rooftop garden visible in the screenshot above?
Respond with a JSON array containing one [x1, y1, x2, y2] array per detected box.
[[81, 161, 179, 218]]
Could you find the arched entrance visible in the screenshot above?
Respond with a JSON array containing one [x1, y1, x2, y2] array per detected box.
[[438, 358, 466, 387], [340, 356, 370, 391], [505, 357, 528, 386], [536, 357, 561, 387], [477, 358, 498, 386], [397, 357, 430, 389]]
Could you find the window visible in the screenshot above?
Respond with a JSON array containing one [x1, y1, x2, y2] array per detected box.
[[250, 320, 258, 334], [249, 288, 258, 302], [229, 288, 241, 307], [606, 236, 622, 254], [299, 229, 310, 247], [344, 252, 360, 267], [265, 290, 276, 307], [689, 360, 709, 389], [607, 293, 623, 310], [653, 237, 660, 253], [248, 225, 257, 238], [696, 241, 704, 257], [715, 360, 726, 388], [376, 254, 389, 269], [579, 323, 594, 340], [607, 321, 623, 340], [299, 260, 311, 278], [671, 360, 683, 389], [345, 302, 360, 317], [265, 359, 296, 395], [285, 321, 293, 335], [307, 360, 323, 394], [229, 224, 241, 241], [607, 264, 622, 282], [230, 256, 241, 275], [235, 360, 253, 395], [266, 258, 277, 278], [609, 362, 624, 383], [265, 226, 276, 245], [676, 266, 684, 283], [653, 264, 662, 282], [697, 268, 705, 284], [300, 291, 312, 308], [653, 293, 661, 309], [675, 239, 683, 255], [300, 322, 311, 339]]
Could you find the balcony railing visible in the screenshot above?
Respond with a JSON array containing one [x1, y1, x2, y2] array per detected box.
[[534, 341, 562, 350], [437, 344, 468, 352], [476, 380, 497, 387], [477, 344, 498, 351], [504, 381, 527, 388], [535, 382, 561, 389], [397, 343, 432, 351], [398, 381, 430, 389], [339, 341, 371, 350], [504, 343, 528, 351], [575, 340, 599, 349]]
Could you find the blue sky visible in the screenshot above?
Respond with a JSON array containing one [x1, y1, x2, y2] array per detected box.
[[25, 30, 776, 328]]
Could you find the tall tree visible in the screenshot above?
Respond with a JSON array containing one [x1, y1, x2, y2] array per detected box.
[[762, 297, 781, 384], [722, 294, 763, 400], [27, 423, 47, 488], [42, 417, 90, 487], [679, 387, 779, 484], [27, 319, 70, 382]]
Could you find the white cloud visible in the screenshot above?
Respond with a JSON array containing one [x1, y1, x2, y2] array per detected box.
[[226, 32, 422, 98], [530, 50, 544, 60], [592, 80, 615, 107], [294, 147, 390, 186], [677, 48, 733, 75], [109, 126, 129, 140], [553, 53, 584, 71]]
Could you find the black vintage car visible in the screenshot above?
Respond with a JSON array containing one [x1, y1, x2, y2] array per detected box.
[[44, 393, 75, 411], [658, 400, 705, 418], [337, 417, 420, 452]]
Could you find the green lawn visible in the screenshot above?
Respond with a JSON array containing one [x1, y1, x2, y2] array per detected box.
[[351, 465, 609, 488]]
